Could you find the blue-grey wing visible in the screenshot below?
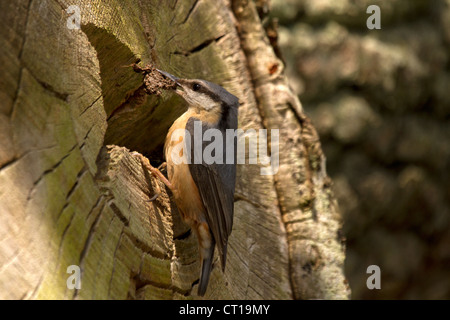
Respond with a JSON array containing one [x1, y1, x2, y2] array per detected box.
[[185, 113, 237, 269]]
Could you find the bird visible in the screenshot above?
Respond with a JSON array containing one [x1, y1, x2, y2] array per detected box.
[[136, 69, 239, 296]]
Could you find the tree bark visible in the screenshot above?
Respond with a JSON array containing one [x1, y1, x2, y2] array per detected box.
[[0, 0, 350, 299]]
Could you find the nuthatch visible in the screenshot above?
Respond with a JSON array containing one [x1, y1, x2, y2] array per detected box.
[[137, 69, 238, 296]]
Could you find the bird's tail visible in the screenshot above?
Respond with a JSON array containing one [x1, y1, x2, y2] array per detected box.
[[197, 239, 215, 296]]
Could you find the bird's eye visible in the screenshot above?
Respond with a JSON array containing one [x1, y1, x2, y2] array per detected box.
[[193, 83, 201, 91]]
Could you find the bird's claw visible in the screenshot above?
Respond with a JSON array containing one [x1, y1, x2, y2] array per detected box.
[[157, 162, 167, 172], [148, 193, 160, 202]]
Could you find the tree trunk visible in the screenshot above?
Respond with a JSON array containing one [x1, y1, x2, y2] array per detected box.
[[0, 0, 350, 299]]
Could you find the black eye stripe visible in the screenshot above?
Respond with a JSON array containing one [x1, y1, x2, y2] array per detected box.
[[190, 82, 221, 103]]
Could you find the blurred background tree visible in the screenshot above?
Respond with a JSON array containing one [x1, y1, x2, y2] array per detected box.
[[270, 0, 450, 299]]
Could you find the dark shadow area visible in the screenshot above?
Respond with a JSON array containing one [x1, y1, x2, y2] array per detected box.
[[81, 23, 187, 162]]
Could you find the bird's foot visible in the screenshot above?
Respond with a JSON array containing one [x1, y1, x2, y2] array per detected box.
[[157, 162, 167, 172], [131, 152, 173, 198]]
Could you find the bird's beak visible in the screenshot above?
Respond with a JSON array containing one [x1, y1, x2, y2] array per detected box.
[[156, 69, 181, 87], [156, 69, 185, 97]]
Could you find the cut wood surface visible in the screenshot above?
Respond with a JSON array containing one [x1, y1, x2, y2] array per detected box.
[[0, 0, 350, 299]]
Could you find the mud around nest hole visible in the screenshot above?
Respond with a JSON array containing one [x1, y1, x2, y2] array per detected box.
[[132, 62, 177, 96]]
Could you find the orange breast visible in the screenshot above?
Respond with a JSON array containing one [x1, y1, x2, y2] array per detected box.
[[164, 112, 206, 226]]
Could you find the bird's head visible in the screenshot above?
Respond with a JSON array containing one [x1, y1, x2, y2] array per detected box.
[[157, 69, 239, 116]]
